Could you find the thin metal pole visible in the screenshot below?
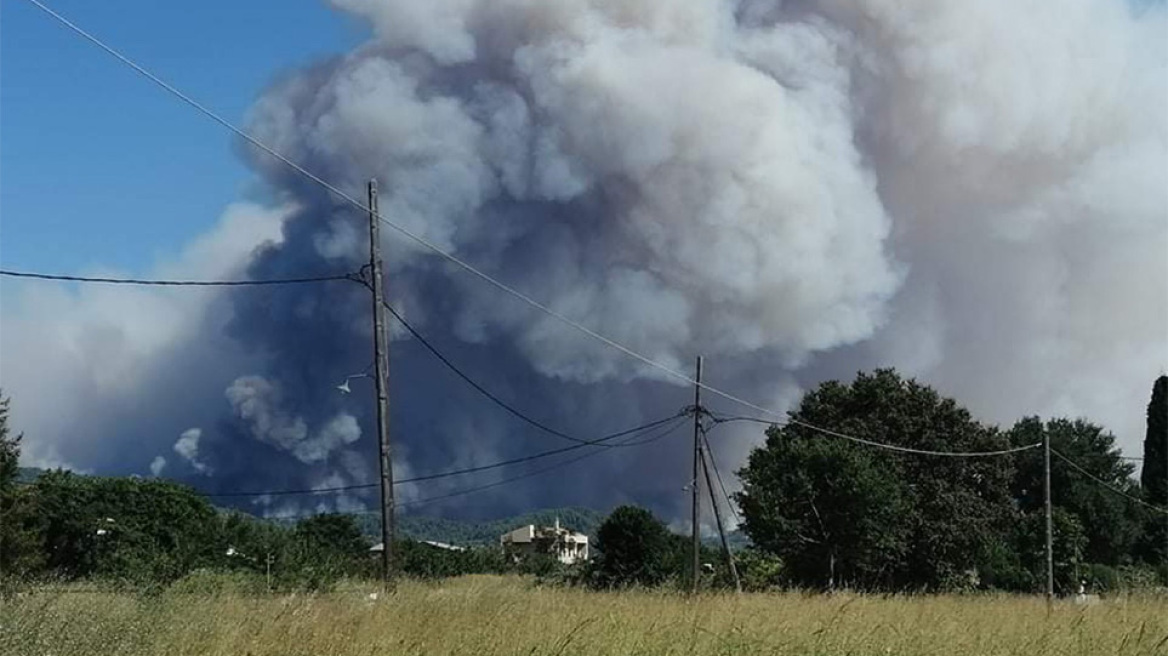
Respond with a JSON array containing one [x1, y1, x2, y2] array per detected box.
[[1044, 429, 1054, 606], [700, 436, 742, 593], [368, 179, 396, 592], [691, 356, 703, 594]]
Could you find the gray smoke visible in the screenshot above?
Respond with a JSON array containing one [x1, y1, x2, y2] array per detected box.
[[2, 0, 1165, 521]]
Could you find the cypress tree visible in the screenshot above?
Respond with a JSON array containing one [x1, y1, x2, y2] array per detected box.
[[1141, 376, 1168, 506]]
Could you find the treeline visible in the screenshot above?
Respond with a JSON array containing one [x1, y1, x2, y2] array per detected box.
[[0, 469, 581, 591], [735, 371, 1168, 593], [1, 371, 1166, 595]]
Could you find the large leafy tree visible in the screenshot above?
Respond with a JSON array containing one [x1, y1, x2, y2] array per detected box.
[[26, 472, 220, 581], [1008, 417, 1142, 571], [591, 505, 675, 588], [736, 430, 909, 589], [737, 370, 1017, 591]]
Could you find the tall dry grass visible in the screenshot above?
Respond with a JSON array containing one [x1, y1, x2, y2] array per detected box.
[[2, 575, 1166, 655]]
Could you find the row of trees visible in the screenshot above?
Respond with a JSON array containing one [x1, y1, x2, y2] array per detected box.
[[736, 371, 1168, 593], [2, 372, 1165, 594]]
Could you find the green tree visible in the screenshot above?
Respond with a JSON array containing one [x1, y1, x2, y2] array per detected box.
[[1008, 417, 1142, 568], [290, 513, 370, 581], [25, 472, 220, 582], [737, 370, 1017, 591], [0, 391, 19, 494], [0, 390, 40, 579], [1143, 376, 1168, 505], [737, 431, 909, 589], [591, 505, 675, 588], [1139, 376, 1168, 565]]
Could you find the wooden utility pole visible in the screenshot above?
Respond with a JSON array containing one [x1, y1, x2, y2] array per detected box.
[[1043, 429, 1054, 606], [701, 442, 742, 593], [367, 179, 396, 592], [690, 356, 703, 594]]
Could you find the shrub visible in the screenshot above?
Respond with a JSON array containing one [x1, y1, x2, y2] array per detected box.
[[735, 548, 784, 591]]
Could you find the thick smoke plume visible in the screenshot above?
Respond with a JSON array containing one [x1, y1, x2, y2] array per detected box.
[[2, 0, 1165, 521]]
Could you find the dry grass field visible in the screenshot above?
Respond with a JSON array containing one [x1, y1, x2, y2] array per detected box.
[[2, 575, 1166, 656]]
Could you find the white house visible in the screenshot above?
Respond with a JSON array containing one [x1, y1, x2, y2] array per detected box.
[[500, 518, 589, 565]]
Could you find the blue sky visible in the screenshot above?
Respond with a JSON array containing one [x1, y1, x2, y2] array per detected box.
[[1, 0, 366, 275]]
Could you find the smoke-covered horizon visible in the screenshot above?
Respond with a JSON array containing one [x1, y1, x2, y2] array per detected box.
[[2, 0, 1165, 521]]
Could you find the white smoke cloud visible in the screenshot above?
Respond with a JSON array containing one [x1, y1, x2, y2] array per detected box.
[[1, 202, 292, 470], [248, 0, 1166, 451], [149, 456, 168, 477], [173, 427, 209, 474], [3, 0, 1164, 514], [249, 0, 902, 385], [225, 375, 362, 464]]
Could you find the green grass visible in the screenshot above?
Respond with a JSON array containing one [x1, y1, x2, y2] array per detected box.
[[2, 576, 1166, 655]]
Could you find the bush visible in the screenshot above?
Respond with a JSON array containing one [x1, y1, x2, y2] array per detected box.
[[735, 548, 784, 591], [1082, 564, 1120, 593]]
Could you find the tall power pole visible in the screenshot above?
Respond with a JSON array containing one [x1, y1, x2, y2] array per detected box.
[[1043, 429, 1054, 606], [367, 179, 396, 591], [701, 441, 742, 593], [690, 356, 703, 594]]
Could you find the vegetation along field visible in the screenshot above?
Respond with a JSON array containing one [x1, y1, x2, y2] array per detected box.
[[3, 576, 1167, 656]]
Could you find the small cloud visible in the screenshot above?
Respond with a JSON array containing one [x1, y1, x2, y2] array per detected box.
[[173, 427, 210, 474], [149, 456, 168, 476]]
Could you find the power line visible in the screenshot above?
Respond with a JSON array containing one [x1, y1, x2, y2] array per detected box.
[[700, 425, 740, 525], [383, 299, 646, 447], [1051, 448, 1168, 516], [709, 413, 1042, 457], [265, 415, 690, 515], [22, 0, 791, 423], [202, 412, 686, 498], [400, 415, 689, 509], [0, 269, 359, 287]]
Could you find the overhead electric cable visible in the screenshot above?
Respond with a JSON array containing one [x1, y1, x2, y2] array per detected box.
[[382, 299, 666, 446], [1051, 448, 1168, 515], [202, 412, 686, 498], [709, 413, 1042, 457], [23, 0, 793, 423], [0, 269, 358, 287], [261, 414, 689, 515], [700, 425, 740, 524], [398, 415, 690, 509]]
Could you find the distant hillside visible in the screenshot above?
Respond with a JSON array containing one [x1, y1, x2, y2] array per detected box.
[[17, 466, 44, 483]]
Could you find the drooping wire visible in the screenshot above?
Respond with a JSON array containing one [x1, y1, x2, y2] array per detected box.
[[0, 269, 360, 287], [382, 299, 637, 447], [709, 413, 1042, 458], [20, 0, 796, 424], [398, 414, 690, 509], [202, 412, 687, 498], [700, 423, 741, 525], [260, 414, 690, 516], [1051, 448, 1168, 516]]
